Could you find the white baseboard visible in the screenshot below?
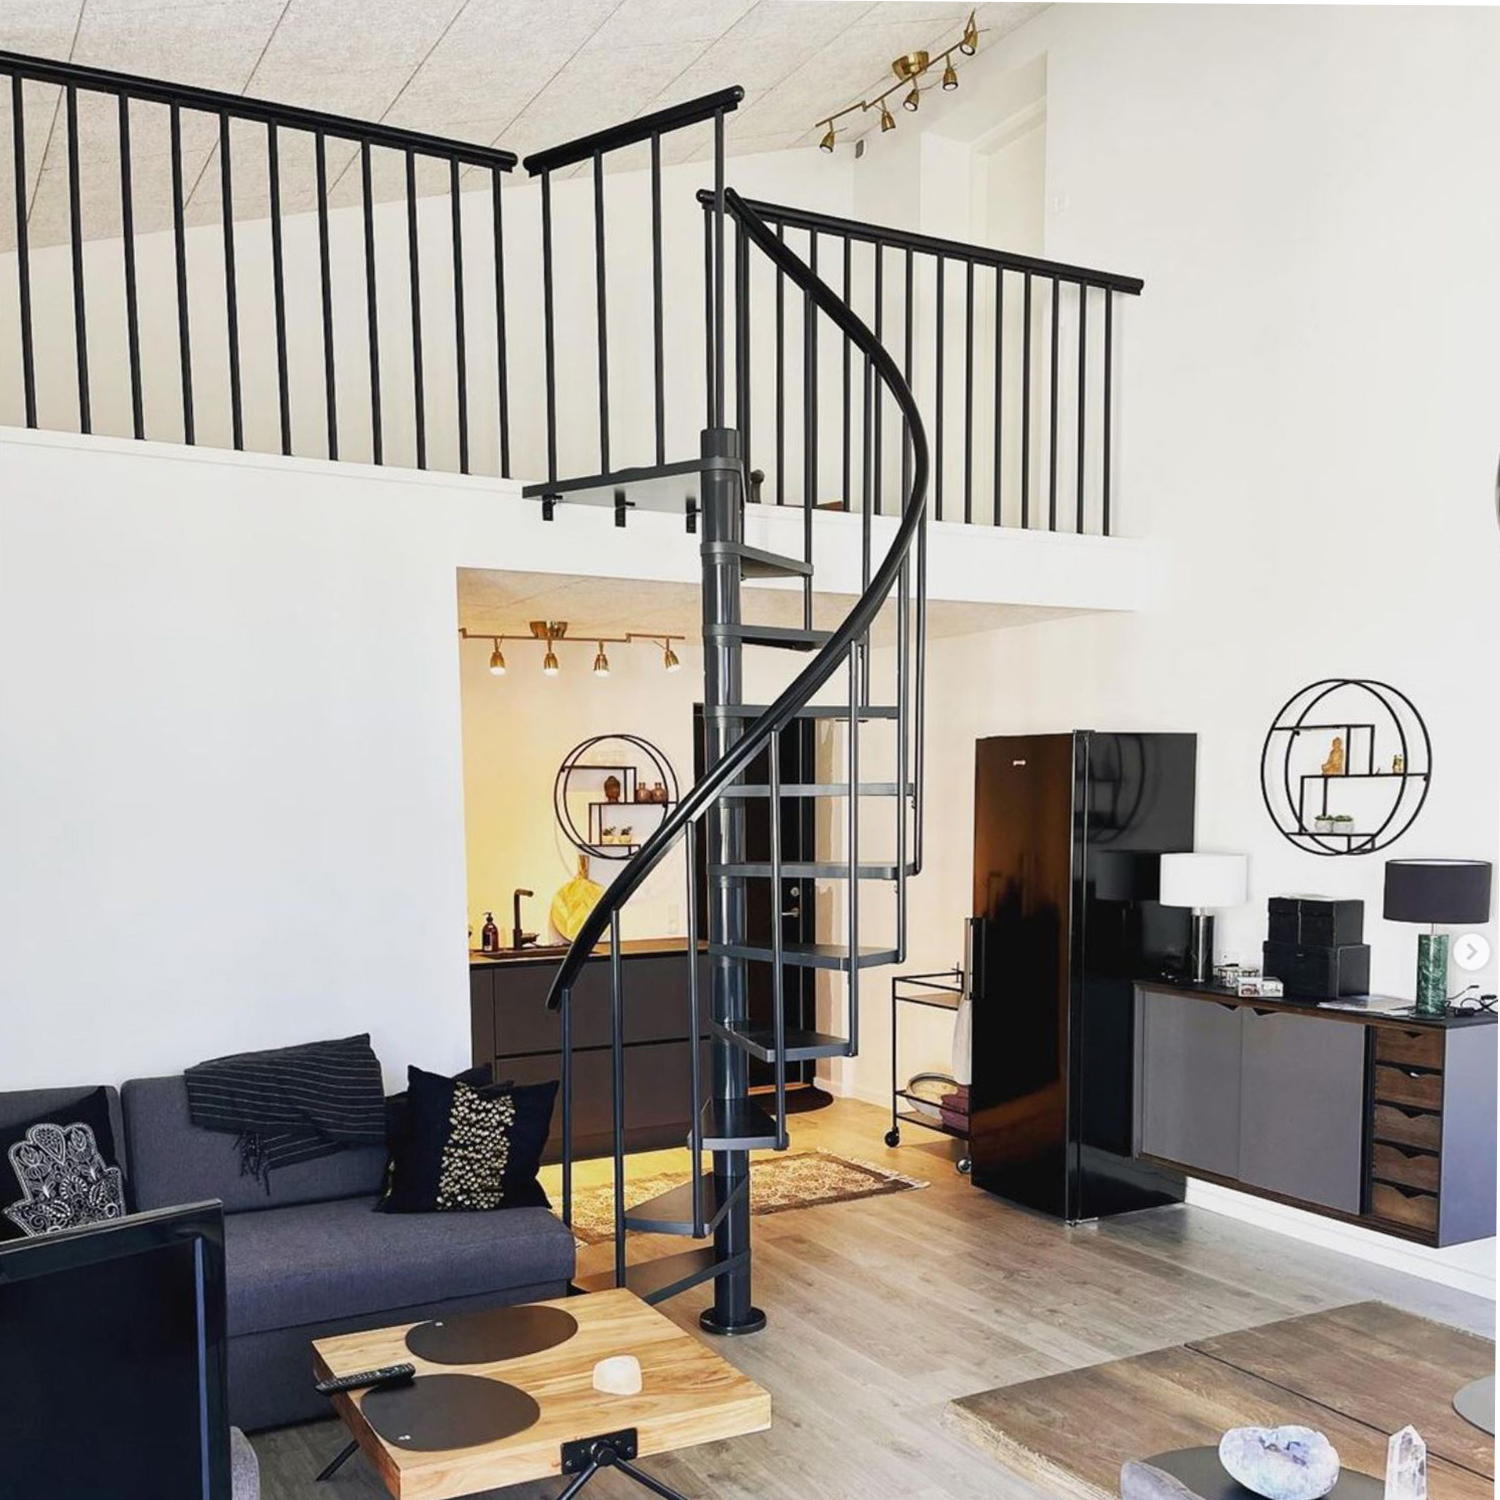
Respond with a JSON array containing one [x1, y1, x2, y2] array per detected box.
[[1186, 1179, 1496, 1301]]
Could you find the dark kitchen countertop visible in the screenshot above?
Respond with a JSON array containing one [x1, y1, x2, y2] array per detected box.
[[470, 937, 701, 970], [1137, 977, 1497, 1031]]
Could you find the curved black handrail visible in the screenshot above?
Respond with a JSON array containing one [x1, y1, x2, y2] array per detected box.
[[544, 186, 930, 1010]]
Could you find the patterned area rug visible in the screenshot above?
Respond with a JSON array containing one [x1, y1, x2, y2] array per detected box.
[[567, 1150, 927, 1245]]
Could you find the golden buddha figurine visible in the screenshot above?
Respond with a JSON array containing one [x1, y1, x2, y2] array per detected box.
[[1322, 736, 1345, 775]]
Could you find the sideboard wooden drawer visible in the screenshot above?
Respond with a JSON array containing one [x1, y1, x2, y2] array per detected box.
[[1370, 1181, 1439, 1235], [1373, 1064, 1443, 1112], [1371, 1142, 1441, 1194], [1375, 1028, 1445, 1071], [1372, 1103, 1443, 1152]]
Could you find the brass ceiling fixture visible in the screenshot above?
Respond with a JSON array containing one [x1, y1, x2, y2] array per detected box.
[[459, 625, 687, 680], [813, 10, 980, 153]]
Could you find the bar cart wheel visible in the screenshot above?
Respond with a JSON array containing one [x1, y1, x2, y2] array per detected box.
[[884, 1128, 901, 1148], [957, 1156, 972, 1175]]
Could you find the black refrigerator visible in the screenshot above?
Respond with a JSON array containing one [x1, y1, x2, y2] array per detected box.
[[970, 731, 1196, 1222]]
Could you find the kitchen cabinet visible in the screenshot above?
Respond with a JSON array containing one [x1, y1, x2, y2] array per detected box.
[[1136, 988, 1242, 1179]]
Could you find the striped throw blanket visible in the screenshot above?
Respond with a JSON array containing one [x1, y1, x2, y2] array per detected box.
[[184, 1034, 386, 1189]]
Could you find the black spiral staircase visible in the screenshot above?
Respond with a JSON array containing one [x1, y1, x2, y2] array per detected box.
[[529, 90, 929, 1337]]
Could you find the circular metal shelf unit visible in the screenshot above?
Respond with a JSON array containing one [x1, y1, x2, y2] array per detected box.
[[1259, 678, 1431, 857], [553, 733, 680, 862]]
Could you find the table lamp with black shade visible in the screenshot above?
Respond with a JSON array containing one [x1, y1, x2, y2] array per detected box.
[[1383, 859, 1493, 1017]]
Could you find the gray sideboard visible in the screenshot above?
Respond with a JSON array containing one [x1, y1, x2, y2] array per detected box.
[[1133, 981, 1497, 1247]]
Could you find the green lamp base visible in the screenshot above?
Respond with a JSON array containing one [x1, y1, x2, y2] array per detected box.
[[1414, 932, 1449, 1018]]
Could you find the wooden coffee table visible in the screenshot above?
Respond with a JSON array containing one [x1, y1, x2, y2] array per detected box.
[[311, 1288, 770, 1500]]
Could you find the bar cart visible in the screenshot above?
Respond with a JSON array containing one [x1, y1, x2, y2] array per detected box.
[[886, 968, 970, 1174]]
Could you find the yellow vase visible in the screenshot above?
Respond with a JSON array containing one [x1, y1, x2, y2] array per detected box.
[[550, 855, 604, 941]]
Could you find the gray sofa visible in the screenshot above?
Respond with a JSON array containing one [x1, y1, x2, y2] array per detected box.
[[3, 1079, 576, 1431]]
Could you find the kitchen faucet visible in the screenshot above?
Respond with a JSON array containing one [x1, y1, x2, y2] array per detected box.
[[512, 889, 537, 950]]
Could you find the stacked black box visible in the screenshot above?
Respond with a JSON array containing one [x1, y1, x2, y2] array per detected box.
[[1263, 897, 1370, 998]]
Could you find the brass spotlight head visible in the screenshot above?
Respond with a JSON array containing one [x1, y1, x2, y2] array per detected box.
[[662, 642, 681, 674], [879, 100, 896, 133], [542, 648, 560, 677], [592, 643, 610, 678], [960, 11, 979, 55], [903, 83, 921, 112], [488, 641, 506, 676], [891, 50, 929, 81], [942, 59, 958, 90], [819, 122, 836, 153]]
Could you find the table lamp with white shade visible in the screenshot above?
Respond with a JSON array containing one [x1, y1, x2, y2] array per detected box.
[[1159, 853, 1250, 984]]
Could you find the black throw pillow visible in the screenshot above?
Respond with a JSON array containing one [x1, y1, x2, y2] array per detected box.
[[383, 1063, 494, 1152], [1, 1089, 129, 1242], [377, 1066, 555, 1214]]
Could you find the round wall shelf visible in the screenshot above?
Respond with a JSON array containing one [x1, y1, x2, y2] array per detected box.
[[1259, 678, 1431, 857], [553, 734, 679, 862]]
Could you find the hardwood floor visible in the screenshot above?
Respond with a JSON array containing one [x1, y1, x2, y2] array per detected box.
[[253, 1098, 1494, 1500]]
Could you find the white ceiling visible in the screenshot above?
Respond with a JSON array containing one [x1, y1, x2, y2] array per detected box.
[[0, 1, 1045, 247], [457, 566, 1078, 647]]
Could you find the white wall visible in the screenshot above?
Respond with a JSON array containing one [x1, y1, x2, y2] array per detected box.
[[829, 4, 1500, 1296]]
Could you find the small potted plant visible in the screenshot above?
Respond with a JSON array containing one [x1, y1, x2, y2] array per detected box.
[[1330, 814, 1355, 837], [1313, 813, 1337, 834]]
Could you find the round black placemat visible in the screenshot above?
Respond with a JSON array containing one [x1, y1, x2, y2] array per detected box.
[[406, 1305, 579, 1366], [362, 1374, 540, 1451], [1143, 1447, 1382, 1500], [1453, 1374, 1496, 1435]]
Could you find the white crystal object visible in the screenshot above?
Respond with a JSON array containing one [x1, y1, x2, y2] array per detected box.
[[1384, 1425, 1427, 1500], [592, 1355, 642, 1396], [1219, 1425, 1341, 1500]]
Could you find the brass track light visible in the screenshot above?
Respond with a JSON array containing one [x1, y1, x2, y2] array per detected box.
[[592, 642, 611, 677], [892, 50, 929, 82], [819, 122, 836, 153], [542, 648, 560, 677], [662, 641, 681, 674], [942, 59, 959, 90], [903, 84, 921, 113], [960, 9, 979, 55], [879, 100, 896, 133], [488, 639, 506, 676]]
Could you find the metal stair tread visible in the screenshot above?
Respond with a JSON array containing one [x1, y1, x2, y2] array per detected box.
[[711, 1023, 853, 1062], [700, 1098, 781, 1150], [707, 940, 898, 971], [706, 623, 834, 651], [574, 1247, 741, 1304], [708, 541, 813, 579], [711, 860, 913, 879], [622, 1171, 741, 1237], [705, 703, 898, 721]]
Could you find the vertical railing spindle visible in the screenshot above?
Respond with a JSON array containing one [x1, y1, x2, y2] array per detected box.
[[1048, 276, 1060, 529], [841, 234, 852, 511], [650, 133, 665, 468], [314, 131, 336, 460], [450, 158, 469, 474], [361, 141, 382, 464], [802, 229, 818, 624], [735, 214, 750, 477], [1021, 272, 1032, 527], [1077, 285, 1088, 533], [846, 641, 861, 1056], [992, 267, 1004, 525], [560, 983, 573, 1228], [169, 104, 194, 444], [267, 123, 291, 456], [872, 244, 883, 517], [609, 909, 627, 1290], [775, 222, 785, 505], [702, 207, 713, 428], [934, 256, 945, 521], [405, 152, 426, 469], [591, 150, 608, 474], [685, 819, 703, 1238], [963, 259, 974, 524], [10, 75, 37, 427], [712, 109, 725, 429], [902, 248, 913, 506], [490, 167, 511, 478], [65, 86, 90, 434], [540, 170, 556, 482], [769, 739, 787, 1150], [117, 94, 143, 440], [219, 113, 242, 449], [1103, 288, 1114, 537]]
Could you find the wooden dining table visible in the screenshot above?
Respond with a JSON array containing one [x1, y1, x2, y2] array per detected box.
[[949, 1302, 1494, 1500]]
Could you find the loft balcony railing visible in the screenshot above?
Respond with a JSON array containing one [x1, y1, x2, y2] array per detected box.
[[1, 49, 1142, 538]]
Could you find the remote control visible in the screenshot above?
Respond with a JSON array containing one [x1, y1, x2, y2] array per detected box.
[[314, 1363, 416, 1397]]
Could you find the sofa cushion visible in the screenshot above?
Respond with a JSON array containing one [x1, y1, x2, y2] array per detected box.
[[222, 1195, 576, 1336], [0, 1087, 125, 1174], [123, 1076, 386, 1214]]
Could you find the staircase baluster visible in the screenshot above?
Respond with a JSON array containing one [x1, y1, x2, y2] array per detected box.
[[914, 518, 927, 874], [1077, 284, 1088, 533], [703, 210, 714, 428], [540, 169, 557, 483], [964, 259, 975, 524], [685, 819, 704, 1238], [712, 108, 726, 429], [897, 555, 910, 961], [847, 640, 861, 1055], [735, 214, 750, 479], [993, 267, 1004, 525], [1103, 288, 1114, 536], [405, 151, 427, 470], [775, 223, 785, 505], [1021, 271, 1032, 526], [593, 149, 610, 474], [118, 94, 143, 441], [65, 85, 90, 435], [560, 983, 573, 1228], [769, 737, 787, 1150], [842, 234, 852, 511], [10, 75, 37, 427], [219, 111, 241, 449], [491, 165, 511, 478], [266, 121, 290, 456], [802, 229, 818, 627], [360, 140, 380, 463], [451, 156, 470, 474], [872, 244, 884, 517], [312, 129, 332, 459], [610, 910, 626, 1288], [651, 132, 665, 468], [1049, 275, 1060, 529], [934, 255, 944, 520]]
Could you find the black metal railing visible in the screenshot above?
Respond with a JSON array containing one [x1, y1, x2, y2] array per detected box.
[[1, 49, 517, 473], [707, 194, 1144, 536]]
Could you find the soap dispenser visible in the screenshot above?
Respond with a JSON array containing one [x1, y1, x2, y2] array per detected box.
[[480, 912, 499, 952]]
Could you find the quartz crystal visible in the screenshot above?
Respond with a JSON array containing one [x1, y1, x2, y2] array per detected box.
[[592, 1354, 642, 1396], [1219, 1425, 1341, 1500], [1384, 1425, 1427, 1500]]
